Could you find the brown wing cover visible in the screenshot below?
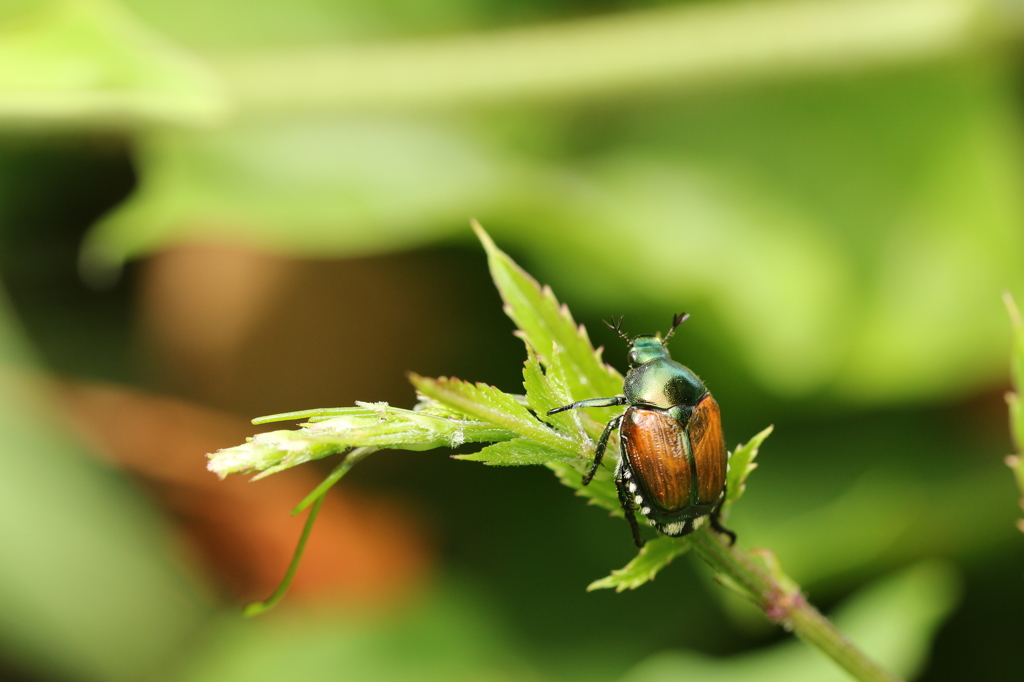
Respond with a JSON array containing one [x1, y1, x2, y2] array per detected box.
[[621, 407, 692, 512], [689, 395, 727, 505]]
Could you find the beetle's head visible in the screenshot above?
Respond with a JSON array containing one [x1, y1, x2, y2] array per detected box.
[[628, 335, 669, 366], [604, 312, 689, 367]]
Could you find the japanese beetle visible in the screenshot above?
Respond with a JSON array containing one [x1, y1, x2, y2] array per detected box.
[[548, 313, 734, 548]]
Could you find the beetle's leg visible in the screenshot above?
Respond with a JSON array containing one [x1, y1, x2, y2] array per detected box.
[[547, 396, 627, 415], [709, 488, 736, 545], [615, 468, 645, 548], [709, 514, 736, 546], [583, 414, 622, 486]]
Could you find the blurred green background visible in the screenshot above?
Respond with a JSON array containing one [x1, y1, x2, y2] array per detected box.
[[0, 0, 1022, 680]]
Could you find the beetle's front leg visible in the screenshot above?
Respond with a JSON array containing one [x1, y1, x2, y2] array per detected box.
[[583, 414, 622, 486], [547, 396, 627, 415], [615, 468, 645, 548]]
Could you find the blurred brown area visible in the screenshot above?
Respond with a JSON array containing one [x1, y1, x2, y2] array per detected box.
[[50, 242, 484, 608], [59, 378, 432, 607], [135, 243, 473, 415]]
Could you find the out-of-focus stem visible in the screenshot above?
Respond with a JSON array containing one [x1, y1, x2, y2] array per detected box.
[[1002, 292, 1024, 533], [212, 0, 996, 115], [688, 528, 902, 682]]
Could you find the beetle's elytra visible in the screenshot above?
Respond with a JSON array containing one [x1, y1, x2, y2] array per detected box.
[[547, 313, 734, 547]]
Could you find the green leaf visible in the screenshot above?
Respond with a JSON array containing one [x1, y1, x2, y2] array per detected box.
[[523, 343, 592, 442], [474, 221, 623, 405], [207, 429, 346, 480], [207, 401, 516, 479], [411, 374, 582, 456], [311, 402, 514, 450], [522, 344, 559, 416], [587, 537, 689, 592], [0, 0, 224, 128], [547, 460, 619, 514], [725, 425, 773, 506], [457, 439, 568, 466]]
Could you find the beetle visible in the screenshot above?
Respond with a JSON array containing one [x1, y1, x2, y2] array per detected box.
[[547, 313, 734, 548]]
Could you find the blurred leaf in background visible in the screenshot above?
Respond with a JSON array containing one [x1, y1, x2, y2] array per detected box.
[[79, 118, 514, 281], [170, 561, 959, 682], [175, 583, 543, 682], [621, 562, 960, 682], [0, 0, 224, 127], [0, 284, 211, 681]]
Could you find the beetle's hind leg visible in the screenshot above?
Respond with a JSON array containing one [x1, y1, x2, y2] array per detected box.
[[615, 465, 645, 548], [583, 414, 622, 486], [709, 488, 736, 545], [709, 513, 736, 545]]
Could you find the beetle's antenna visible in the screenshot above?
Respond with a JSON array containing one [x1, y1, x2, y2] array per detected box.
[[603, 316, 631, 343], [661, 312, 690, 344]]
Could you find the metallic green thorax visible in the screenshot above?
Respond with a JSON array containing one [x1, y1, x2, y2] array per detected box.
[[623, 335, 706, 409]]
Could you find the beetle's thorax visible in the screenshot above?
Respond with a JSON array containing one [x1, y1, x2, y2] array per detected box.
[[623, 357, 706, 409]]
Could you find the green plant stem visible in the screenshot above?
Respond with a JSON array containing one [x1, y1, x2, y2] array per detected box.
[[292, 446, 378, 514], [688, 529, 902, 682], [243, 495, 325, 617], [211, 0, 999, 115]]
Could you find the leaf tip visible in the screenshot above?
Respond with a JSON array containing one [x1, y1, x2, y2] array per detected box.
[[407, 372, 429, 390], [471, 219, 496, 252]]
